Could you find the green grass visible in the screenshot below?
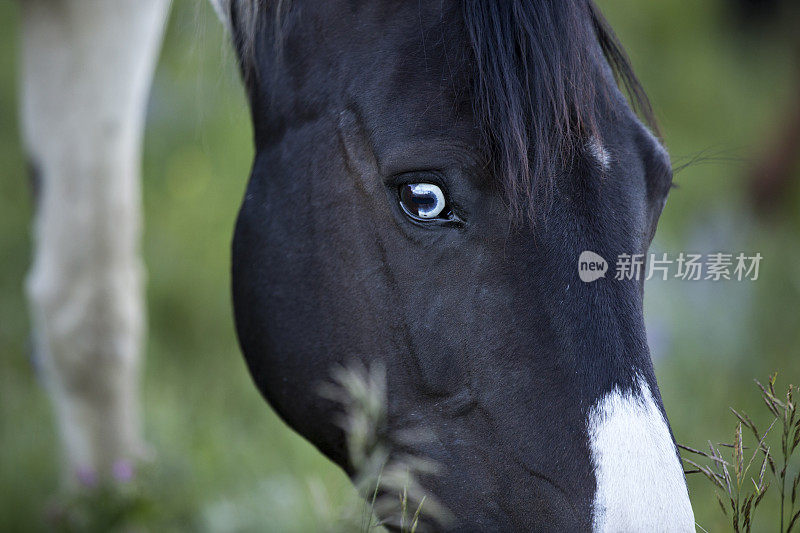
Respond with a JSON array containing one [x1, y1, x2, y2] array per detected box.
[[678, 375, 799, 532], [1, 0, 799, 531], [0, 2, 356, 531]]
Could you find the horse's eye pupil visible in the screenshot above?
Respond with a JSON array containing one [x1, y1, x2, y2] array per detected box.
[[399, 183, 447, 220]]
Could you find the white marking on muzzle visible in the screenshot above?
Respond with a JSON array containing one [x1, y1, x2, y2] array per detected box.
[[588, 377, 695, 532]]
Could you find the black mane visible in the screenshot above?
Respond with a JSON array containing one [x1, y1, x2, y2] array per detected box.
[[230, 0, 658, 221], [463, 0, 658, 221]]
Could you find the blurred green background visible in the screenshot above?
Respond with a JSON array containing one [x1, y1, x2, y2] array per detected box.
[[0, 0, 798, 531]]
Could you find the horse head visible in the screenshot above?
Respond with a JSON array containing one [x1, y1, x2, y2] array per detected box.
[[224, 1, 693, 529]]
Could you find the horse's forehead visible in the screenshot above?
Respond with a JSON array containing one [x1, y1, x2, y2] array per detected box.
[[275, 2, 476, 148]]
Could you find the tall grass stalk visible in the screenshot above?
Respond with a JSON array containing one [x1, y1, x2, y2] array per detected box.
[[681, 373, 799, 532], [320, 362, 451, 532]]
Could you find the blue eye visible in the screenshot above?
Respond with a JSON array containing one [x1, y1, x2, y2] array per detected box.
[[399, 183, 447, 220]]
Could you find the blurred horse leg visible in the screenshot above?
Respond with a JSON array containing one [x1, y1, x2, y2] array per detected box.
[[19, 0, 170, 486]]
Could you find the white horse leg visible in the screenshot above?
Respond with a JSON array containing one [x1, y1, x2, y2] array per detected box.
[[19, 0, 170, 487]]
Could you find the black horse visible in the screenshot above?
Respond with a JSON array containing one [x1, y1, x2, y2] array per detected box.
[[224, 0, 694, 530]]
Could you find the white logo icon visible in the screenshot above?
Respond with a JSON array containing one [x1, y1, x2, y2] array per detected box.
[[578, 251, 608, 283]]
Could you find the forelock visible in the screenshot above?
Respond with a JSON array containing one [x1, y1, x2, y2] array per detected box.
[[225, 0, 659, 224]]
